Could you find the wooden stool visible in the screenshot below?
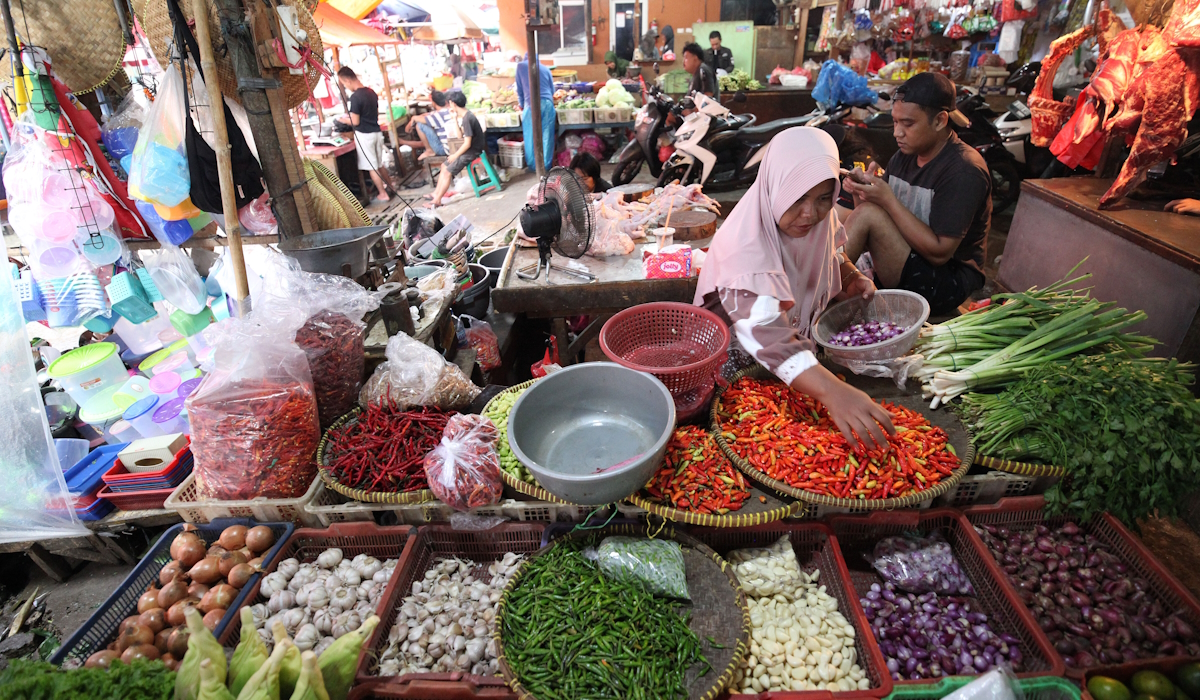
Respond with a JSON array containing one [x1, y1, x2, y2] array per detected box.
[[425, 156, 448, 182], [467, 152, 503, 197]]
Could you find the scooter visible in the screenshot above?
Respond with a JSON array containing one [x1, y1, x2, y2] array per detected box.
[[612, 86, 687, 186], [954, 88, 1023, 213]]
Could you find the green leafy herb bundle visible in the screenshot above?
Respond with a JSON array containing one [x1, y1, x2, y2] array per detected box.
[[0, 659, 175, 700]]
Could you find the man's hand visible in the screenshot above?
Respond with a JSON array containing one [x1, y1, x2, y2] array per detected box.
[[841, 168, 894, 208], [1166, 198, 1200, 216]]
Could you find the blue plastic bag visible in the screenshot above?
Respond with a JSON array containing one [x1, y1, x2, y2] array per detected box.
[[812, 60, 878, 109]]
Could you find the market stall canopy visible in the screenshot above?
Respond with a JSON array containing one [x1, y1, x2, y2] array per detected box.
[[314, 2, 400, 45], [325, 0, 384, 21], [411, 3, 484, 42], [370, 0, 432, 23]]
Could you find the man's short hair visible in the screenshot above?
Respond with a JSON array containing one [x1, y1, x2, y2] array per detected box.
[[431, 90, 447, 107], [447, 91, 467, 108], [682, 43, 704, 60], [709, 31, 722, 41], [336, 66, 356, 80]]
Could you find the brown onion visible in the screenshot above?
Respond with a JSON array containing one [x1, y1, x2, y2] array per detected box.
[[118, 614, 142, 635], [188, 582, 210, 599], [206, 543, 228, 558], [247, 556, 265, 568], [154, 627, 172, 653], [122, 643, 160, 663], [158, 575, 189, 610], [200, 584, 237, 614], [189, 556, 222, 585], [238, 546, 253, 560], [245, 526, 275, 554], [138, 587, 162, 614], [85, 650, 120, 669], [167, 627, 190, 658], [120, 622, 154, 650], [227, 563, 255, 589], [171, 531, 206, 568], [161, 652, 179, 671], [158, 560, 182, 586], [202, 608, 226, 632], [219, 551, 247, 577], [138, 608, 166, 634], [166, 597, 200, 627], [218, 525, 247, 551]]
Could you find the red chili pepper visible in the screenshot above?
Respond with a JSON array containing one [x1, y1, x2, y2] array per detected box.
[[325, 403, 454, 493], [643, 426, 751, 514]]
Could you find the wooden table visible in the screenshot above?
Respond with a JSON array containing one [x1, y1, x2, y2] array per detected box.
[[490, 237, 703, 364], [999, 178, 1200, 365]]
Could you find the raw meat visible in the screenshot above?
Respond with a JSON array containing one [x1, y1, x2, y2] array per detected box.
[[1029, 23, 1097, 146], [1166, 0, 1200, 46], [1072, 27, 1144, 144]]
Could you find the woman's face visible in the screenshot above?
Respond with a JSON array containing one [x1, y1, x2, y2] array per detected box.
[[778, 179, 835, 238], [574, 168, 596, 193]]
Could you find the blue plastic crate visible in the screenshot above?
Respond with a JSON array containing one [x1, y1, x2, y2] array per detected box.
[[75, 497, 115, 521], [64, 443, 128, 498], [49, 518, 295, 666]]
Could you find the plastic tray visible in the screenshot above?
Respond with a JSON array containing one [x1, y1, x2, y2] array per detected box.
[[557, 107, 593, 124], [96, 482, 178, 511], [65, 443, 128, 497], [689, 522, 894, 700], [1080, 657, 1200, 700], [217, 522, 416, 646], [49, 518, 294, 666], [164, 472, 323, 526], [828, 509, 1065, 683], [103, 452, 193, 493], [933, 471, 1040, 508], [76, 497, 115, 521], [103, 439, 192, 486], [963, 496, 1200, 678], [356, 524, 546, 695], [594, 106, 632, 123], [885, 675, 1081, 700]]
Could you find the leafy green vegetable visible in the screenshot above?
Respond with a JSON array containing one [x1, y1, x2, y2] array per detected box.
[[0, 659, 175, 700], [719, 69, 762, 92], [958, 356, 1200, 526]]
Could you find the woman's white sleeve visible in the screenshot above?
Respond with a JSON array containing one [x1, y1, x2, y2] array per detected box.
[[718, 289, 818, 385]]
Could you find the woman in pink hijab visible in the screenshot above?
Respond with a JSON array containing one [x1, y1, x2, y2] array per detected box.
[[696, 127, 894, 449]]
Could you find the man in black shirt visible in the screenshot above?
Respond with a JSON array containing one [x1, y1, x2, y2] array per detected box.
[[337, 66, 396, 203], [841, 73, 990, 314], [682, 42, 719, 100], [703, 31, 734, 74], [430, 91, 485, 208]]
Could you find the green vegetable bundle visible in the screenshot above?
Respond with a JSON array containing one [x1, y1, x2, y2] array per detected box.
[[0, 659, 175, 700], [958, 356, 1200, 526], [719, 69, 761, 93]]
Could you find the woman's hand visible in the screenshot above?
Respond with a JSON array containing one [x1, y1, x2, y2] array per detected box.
[[835, 272, 876, 302], [1166, 199, 1200, 216], [794, 365, 895, 451]]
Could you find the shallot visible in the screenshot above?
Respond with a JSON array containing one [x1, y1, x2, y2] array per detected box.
[[829, 320, 906, 347]]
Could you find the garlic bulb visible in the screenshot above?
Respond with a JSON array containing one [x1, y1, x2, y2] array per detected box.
[[261, 572, 289, 597], [333, 610, 363, 639], [277, 558, 301, 580], [354, 556, 383, 580], [317, 548, 343, 569], [294, 623, 319, 651], [268, 590, 297, 613]]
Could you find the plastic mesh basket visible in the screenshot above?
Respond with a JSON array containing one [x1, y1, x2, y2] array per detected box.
[[886, 675, 1081, 700], [164, 472, 323, 526], [599, 301, 730, 397]]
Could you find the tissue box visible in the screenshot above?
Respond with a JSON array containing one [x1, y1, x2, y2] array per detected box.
[[119, 433, 189, 473]]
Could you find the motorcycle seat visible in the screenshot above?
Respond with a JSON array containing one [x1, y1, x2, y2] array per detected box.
[[709, 113, 755, 134], [736, 116, 815, 145]]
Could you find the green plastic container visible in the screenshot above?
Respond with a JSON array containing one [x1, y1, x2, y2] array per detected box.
[[47, 343, 129, 404], [884, 676, 1081, 700]]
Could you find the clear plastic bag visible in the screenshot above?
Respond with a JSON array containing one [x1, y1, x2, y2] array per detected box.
[[128, 64, 190, 207], [423, 414, 503, 510], [589, 536, 689, 599], [944, 668, 1023, 700], [188, 316, 320, 500], [459, 316, 501, 371], [359, 332, 480, 410], [141, 244, 207, 314], [101, 90, 146, 162], [726, 534, 807, 599], [401, 208, 443, 248], [869, 532, 975, 595], [238, 192, 277, 234]]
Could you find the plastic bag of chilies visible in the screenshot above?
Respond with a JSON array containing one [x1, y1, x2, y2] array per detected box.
[[586, 537, 690, 599], [812, 59, 879, 110]]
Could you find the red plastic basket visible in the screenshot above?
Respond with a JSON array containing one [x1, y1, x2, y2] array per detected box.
[[96, 483, 176, 511], [689, 522, 894, 700], [962, 496, 1200, 678], [599, 302, 730, 397], [828, 509, 1065, 684]]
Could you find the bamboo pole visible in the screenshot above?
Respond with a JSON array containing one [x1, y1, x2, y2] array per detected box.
[[190, 0, 251, 315]]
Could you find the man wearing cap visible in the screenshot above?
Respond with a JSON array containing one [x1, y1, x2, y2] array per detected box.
[[841, 72, 991, 314]]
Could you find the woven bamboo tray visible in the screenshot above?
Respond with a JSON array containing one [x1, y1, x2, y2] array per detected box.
[[315, 407, 437, 505], [973, 453, 1067, 478], [711, 365, 974, 511], [495, 522, 750, 700]]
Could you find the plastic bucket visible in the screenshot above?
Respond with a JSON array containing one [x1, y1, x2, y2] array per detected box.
[[177, 377, 203, 399], [75, 228, 124, 266], [138, 347, 174, 376], [39, 208, 84, 243], [153, 352, 194, 376], [31, 238, 83, 279], [123, 396, 165, 438], [80, 385, 127, 435], [149, 372, 181, 403], [55, 438, 90, 472], [105, 419, 141, 445], [451, 263, 491, 318], [48, 343, 129, 404], [152, 398, 190, 435], [113, 315, 166, 356]]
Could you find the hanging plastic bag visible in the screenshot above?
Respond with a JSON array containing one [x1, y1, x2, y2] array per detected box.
[[812, 60, 879, 109], [423, 414, 503, 510], [141, 244, 207, 314], [238, 192, 277, 234], [128, 64, 190, 207], [101, 90, 146, 163], [587, 537, 690, 599], [359, 332, 480, 410], [459, 316, 501, 372], [188, 315, 320, 500]]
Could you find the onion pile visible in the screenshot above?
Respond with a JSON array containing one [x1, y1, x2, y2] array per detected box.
[[975, 522, 1200, 668], [860, 581, 1022, 680], [828, 321, 907, 348]]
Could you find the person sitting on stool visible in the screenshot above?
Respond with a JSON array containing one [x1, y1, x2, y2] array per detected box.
[[429, 91, 484, 208], [336, 66, 397, 203], [399, 90, 454, 162]]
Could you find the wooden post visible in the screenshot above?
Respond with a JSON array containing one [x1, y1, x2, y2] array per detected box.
[[191, 0, 250, 313], [794, 4, 810, 67], [374, 45, 401, 156], [526, 27, 546, 177]]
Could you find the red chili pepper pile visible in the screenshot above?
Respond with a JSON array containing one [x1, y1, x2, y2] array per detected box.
[[295, 310, 365, 430], [324, 403, 453, 493], [717, 377, 958, 500], [644, 426, 751, 514]]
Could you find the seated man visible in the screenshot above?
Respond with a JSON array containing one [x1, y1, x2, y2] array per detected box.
[[841, 73, 990, 315], [429, 91, 484, 208], [399, 90, 453, 161]]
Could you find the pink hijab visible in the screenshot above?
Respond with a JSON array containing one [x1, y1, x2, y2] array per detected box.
[[694, 127, 845, 335]]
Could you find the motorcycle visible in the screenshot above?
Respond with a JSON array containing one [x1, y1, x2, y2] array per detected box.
[[612, 86, 685, 186], [954, 88, 1024, 214]]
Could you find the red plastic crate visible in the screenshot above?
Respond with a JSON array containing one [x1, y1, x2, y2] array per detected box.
[[96, 483, 176, 510], [348, 682, 515, 700], [963, 496, 1200, 678], [103, 438, 191, 486], [828, 508, 1065, 685], [356, 523, 546, 699], [1080, 657, 1200, 700], [689, 522, 894, 700], [218, 522, 417, 647]]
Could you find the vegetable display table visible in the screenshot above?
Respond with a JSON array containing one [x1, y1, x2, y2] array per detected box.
[[999, 178, 1200, 366]]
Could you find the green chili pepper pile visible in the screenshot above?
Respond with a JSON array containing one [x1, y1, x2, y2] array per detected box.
[[501, 540, 708, 700]]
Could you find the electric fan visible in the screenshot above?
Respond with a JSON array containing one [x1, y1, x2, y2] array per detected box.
[[516, 168, 597, 282]]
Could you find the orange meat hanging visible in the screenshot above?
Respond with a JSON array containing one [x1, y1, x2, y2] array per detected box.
[[644, 426, 752, 514], [716, 377, 958, 500]]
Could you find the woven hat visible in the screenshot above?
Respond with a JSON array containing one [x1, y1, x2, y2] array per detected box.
[[0, 0, 126, 94], [139, 0, 324, 109]]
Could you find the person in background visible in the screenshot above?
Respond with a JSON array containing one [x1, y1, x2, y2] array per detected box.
[[399, 90, 452, 162], [820, 123, 877, 215], [604, 50, 631, 80], [336, 66, 396, 203], [448, 46, 463, 80], [516, 54, 557, 171], [704, 31, 734, 74], [682, 43, 719, 99], [429, 91, 484, 208], [570, 152, 611, 194], [638, 29, 661, 61], [841, 72, 990, 315], [661, 26, 676, 55], [1166, 198, 1200, 216]]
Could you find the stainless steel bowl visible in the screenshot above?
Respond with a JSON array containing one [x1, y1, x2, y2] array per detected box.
[[507, 363, 676, 505]]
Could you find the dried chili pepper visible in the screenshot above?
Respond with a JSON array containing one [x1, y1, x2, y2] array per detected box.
[[644, 426, 751, 514], [423, 414, 504, 510], [324, 403, 453, 493], [716, 377, 958, 500], [294, 310, 365, 429]]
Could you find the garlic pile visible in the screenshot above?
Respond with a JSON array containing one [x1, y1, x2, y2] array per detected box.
[[728, 535, 869, 695], [379, 552, 523, 677], [246, 548, 398, 657]]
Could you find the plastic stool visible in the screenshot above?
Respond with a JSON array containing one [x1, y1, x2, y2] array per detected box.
[[467, 152, 502, 197]]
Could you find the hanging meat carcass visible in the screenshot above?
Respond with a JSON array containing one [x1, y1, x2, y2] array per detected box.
[[1029, 24, 1099, 146], [1165, 0, 1200, 45], [1071, 28, 1145, 145]]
